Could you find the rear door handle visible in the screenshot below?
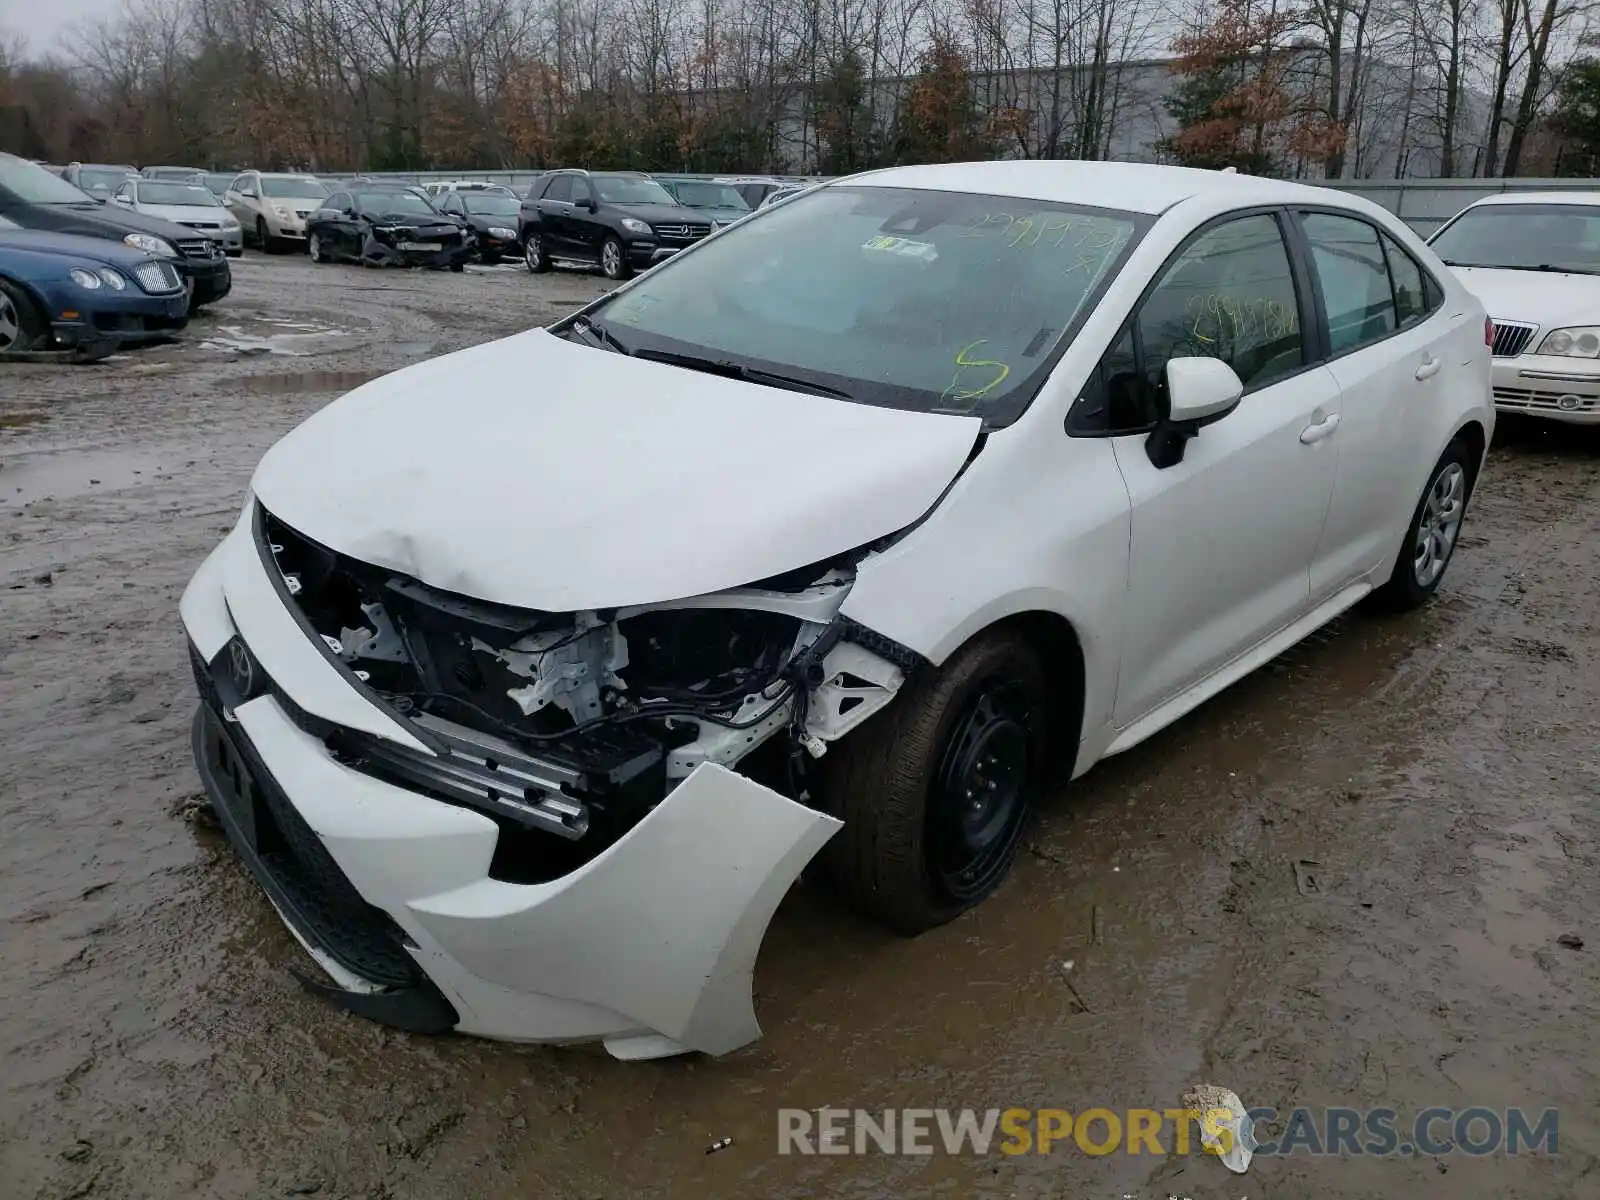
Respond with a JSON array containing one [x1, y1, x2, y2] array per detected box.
[[1415, 354, 1442, 381], [1300, 411, 1341, 444]]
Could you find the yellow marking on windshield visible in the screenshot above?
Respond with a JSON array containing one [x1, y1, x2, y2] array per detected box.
[[942, 340, 1012, 405]]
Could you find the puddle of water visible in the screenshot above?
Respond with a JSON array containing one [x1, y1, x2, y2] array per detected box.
[[2, 448, 172, 506], [0, 411, 49, 431], [240, 369, 391, 396]]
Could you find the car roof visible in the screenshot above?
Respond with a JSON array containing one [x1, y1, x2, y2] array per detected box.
[[845, 161, 1335, 215], [1466, 191, 1600, 208]]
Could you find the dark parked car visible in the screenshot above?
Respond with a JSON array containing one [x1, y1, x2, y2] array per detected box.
[[0, 152, 231, 312], [61, 162, 138, 197], [519, 169, 707, 280], [305, 184, 473, 270], [434, 188, 522, 262], [652, 176, 753, 228], [0, 216, 190, 354]]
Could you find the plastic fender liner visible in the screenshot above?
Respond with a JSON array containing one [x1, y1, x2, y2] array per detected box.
[[408, 763, 842, 1057]]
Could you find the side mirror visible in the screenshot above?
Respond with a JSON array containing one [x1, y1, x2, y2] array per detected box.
[[1145, 357, 1243, 469], [575, 196, 595, 210], [113, 194, 132, 205]]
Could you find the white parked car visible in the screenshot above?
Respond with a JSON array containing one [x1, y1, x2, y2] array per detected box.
[[1430, 191, 1600, 424], [181, 162, 1491, 1060], [422, 180, 516, 200], [112, 177, 243, 255], [224, 171, 331, 252]]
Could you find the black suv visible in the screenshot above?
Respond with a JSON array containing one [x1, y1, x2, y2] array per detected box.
[[519, 170, 708, 280], [1, 152, 231, 311]]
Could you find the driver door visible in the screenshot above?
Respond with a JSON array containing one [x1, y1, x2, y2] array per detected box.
[[1102, 210, 1342, 732]]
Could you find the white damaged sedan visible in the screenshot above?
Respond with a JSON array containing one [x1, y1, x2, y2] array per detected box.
[[181, 162, 1492, 1059]]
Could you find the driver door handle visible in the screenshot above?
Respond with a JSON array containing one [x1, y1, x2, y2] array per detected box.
[[1415, 353, 1442, 381], [1300, 411, 1341, 444]]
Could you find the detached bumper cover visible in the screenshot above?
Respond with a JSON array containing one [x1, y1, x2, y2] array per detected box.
[[180, 517, 841, 1056]]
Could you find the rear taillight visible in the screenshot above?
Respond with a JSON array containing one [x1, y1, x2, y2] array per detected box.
[[1485, 316, 1496, 347]]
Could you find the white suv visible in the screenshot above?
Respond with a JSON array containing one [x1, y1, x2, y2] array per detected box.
[[1431, 191, 1600, 424], [182, 161, 1492, 1060]]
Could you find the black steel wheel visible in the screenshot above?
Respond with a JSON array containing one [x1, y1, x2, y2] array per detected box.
[[820, 629, 1047, 934]]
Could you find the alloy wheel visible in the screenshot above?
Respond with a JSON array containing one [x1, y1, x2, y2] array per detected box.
[[308, 234, 323, 262], [0, 294, 19, 351], [1413, 461, 1466, 588], [602, 239, 623, 278], [525, 235, 542, 270]]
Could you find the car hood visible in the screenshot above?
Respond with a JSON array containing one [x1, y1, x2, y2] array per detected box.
[[137, 202, 235, 224], [25, 200, 200, 245], [1450, 265, 1600, 330], [250, 328, 983, 611], [614, 202, 702, 225], [0, 229, 161, 267]]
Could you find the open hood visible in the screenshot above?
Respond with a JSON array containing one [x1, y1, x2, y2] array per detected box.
[[250, 329, 982, 612], [1451, 265, 1600, 332]]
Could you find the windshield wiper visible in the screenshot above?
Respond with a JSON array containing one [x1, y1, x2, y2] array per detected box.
[[632, 347, 854, 399], [567, 318, 632, 356], [1444, 260, 1600, 275]]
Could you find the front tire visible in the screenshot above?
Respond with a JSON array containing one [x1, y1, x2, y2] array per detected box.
[[256, 218, 277, 254], [1370, 438, 1475, 611], [819, 630, 1046, 934], [0, 279, 46, 353], [600, 235, 631, 280], [523, 232, 549, 274], [308, 232, 329, 263]]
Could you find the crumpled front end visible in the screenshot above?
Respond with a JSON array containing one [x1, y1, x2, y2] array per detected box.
[[179, 500, 915, 1057], [360, 222, 474, 269]]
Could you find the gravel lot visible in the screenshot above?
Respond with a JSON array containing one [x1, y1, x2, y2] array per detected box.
[[2, 251, 1598, 1200]]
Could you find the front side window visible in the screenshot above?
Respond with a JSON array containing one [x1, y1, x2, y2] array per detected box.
[[542, 175, 571, 202], [589, 185, 1144, 421], [1301, 212, 1397, 354], [1430, 202, 1600, 274], [1137, 213, 1303, 393], [326, 192, 350, 211]]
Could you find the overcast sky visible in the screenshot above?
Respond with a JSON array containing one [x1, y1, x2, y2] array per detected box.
[[3, 0, 113, 57]]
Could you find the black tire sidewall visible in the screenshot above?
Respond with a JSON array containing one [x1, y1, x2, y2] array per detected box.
[[1375, 438, 1475, 611], [821, 631, 1047, 933], [0, 279, 45, 351]]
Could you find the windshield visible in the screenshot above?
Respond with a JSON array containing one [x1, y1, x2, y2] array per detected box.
[[0, 152, 98, 203], [204, 173, 233, 194], [593, 176, 675, 205], [262, 177, 331, 200], [140, 182, 219, 206], [672, 181, 750, 210], [463, 193, 520, 216], [79, 168, 132, 193], [358, 190, 436, 216], [1431, 203, 1600, 272], [148, 168, 202, 180], [590, 185, 1143, 421]]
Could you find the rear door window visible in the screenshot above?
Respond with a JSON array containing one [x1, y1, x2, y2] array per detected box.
[[1381, 234, 1437, 328], [1301, 212, 1398, 354]]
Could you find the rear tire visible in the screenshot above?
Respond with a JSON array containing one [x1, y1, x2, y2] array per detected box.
[[1369, 437, 1475, 612], [0, 279, 46, 353], [819, 630, 1046, 934]]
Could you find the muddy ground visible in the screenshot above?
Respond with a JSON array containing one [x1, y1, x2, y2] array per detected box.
[[2, 251, 1598, 1200]]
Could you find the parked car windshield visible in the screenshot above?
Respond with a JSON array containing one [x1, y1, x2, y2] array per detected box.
[[0, 152, 98, 204], [1431, 203, 1600, 273], [672, 181, 750, 210], [357, 190, 436, 216], [262, 177, 331, 200], [593, 176, 675, 205], [462, 193, 520, 216], [79, 168, 133, 192], [589, 185, 1144, 421], [140, 182, 220, 206]]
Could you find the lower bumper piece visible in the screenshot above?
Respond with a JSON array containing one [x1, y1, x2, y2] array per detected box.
[[185, 598, 841, 1056]]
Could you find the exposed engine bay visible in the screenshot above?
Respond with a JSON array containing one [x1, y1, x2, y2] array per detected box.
[[258, 506, 909, 881]]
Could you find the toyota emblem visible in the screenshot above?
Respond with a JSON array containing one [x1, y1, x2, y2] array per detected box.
[[228, 639, 255, 697]]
